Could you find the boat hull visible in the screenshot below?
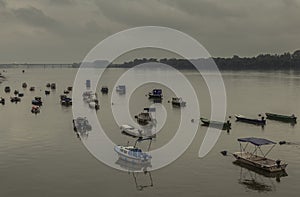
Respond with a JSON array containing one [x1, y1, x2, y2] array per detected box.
[[265, 113, 297, 123], [235, 115, 266, 125], [233, 152, 287, 173]]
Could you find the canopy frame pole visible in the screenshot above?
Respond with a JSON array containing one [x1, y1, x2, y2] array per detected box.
[[262, 144, 276, 157]]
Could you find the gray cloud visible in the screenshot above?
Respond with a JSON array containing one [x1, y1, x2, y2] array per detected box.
[[0, 0, 300, 63]]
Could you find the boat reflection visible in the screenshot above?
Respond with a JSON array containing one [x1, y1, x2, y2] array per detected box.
[[233, 160, 288, 192], [115, 158, 154, 191]]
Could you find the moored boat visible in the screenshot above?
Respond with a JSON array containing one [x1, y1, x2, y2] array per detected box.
[[200, 117, 231, 130], [4, 86, 10, 93], [148, 89, 162, 99], [233, 137, 287, 173], [22, 82, 27, 88], [235, 114, 266, 125], [31, 106, 40, 114], [0, 97, 5, 105], [135, 108, 155, 126], [101, 86, 109, 94], [114, 145, 152, 164], [171, 97, 186, 107], [50, 83, 56, 90], [265, 113, 297, 123], [120, 124, 156, 138]]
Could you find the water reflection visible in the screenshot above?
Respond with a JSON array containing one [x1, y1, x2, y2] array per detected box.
[[233, 160, 288, 192], [115, 158, 154, 191]]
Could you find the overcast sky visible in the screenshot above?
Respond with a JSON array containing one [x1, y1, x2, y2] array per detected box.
[[1, 0, 300, 63]]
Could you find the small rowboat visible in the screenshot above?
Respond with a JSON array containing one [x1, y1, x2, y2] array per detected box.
[[200, 117, 231, 130], [265, 113, 297, 123], [235, 114, 266, 125]]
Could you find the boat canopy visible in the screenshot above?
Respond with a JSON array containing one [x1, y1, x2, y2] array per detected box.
[[238, 137, 276, 146]]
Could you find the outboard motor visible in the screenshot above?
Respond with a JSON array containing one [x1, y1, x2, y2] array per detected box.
[[276, 159, 281, 168]]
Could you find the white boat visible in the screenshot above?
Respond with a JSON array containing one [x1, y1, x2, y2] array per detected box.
[[114, 146, 152, 163], [120, 124, 155, 138], [233, 137, 288, 173]]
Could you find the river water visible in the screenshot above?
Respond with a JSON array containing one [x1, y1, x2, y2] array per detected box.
[[0, 67, 300, 196]]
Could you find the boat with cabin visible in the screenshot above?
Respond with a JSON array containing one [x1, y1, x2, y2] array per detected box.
[[265, 113, 297, 123], [114, 145, 152, 164], [235, 114, 266, 125], [233, 137, 287, 173], [134, 108, 155, 126], [148, 89, 162, 99]]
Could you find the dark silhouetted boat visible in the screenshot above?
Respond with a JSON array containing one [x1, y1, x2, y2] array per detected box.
[[265, 113, 297, 123], [200, 117, 231, 130], [148, 89, 162, 99], [235, 114, 266, 125]]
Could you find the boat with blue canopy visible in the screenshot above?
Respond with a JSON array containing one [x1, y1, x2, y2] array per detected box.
[[233, 137, 287, 173]]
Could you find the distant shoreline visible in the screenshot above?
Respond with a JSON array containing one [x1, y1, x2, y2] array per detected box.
[[1, 50, 300, 70]]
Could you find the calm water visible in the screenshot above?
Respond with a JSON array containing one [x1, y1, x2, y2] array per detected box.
[[1, 68, 300, 196]]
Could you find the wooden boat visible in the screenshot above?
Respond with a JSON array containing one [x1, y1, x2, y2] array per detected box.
[[235, 114, 266, 125], [200, 117, 231, 130], [148, 89, 162, 99], [233, 137, 287, 173], [265, 113, 297, 123], [31, 106, 40, 114], [171, 97, 186, 107]]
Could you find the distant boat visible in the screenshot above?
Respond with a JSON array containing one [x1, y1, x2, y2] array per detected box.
[[265, 113, 297, 123], [31, 106, 40, 114], [135, 108, 156, 126], [29, 87, 35, 91], [4, 86, 10, 93], [10, 96, 21, 103], [0, 97, 5, 105], [200, 117, 231, 130], [233, 137, 287, 173], [73, 117, 92, 133], [148, 89, 162, 99], [50, 83, 56, 90], [45, 90, 50, 95], [46, 83, 51, 88], [235, 114, 266, 125], [116, 85, 126, 94], [22, 82, 27, 88], [101, 86, 109, 94], [114, 146, 152, 164], [171, 97, 186, 107]]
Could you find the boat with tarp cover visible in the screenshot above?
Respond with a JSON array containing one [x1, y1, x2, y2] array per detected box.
[[233, 137, 287, 173]]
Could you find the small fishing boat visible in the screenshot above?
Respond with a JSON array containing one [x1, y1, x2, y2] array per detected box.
[[171, 97, 186, 107], [114, 146, 152, 164], [32, 99, 42, 106], [0, 97, 5, 105], [45, 90, 50, 95], [18, 93, 24, 97], [200, 117, 231, 130], [31, 106, 40, 114], [116, 85, 126, 94], [63, 90, 70, 94], [265, 113, 297, 123], [10, 96, 21, 103], [60, 95, 72, 106], [120, 124, 156, 138], [4, 86, 10, 93], [67, 86, 72, 91], [148, 89, 162, 99], [135, 108, 155, 126], [235, 114, 266, 125], [46, 83, 51, 88], [50, 83, 56, 90], [29, 87, 35, 91], [233, 137, 287, 173], [22, 82, 27, 88], [73, 117, 92, 134], [14, 90, 19, 95], [101, 86, 109, 94]]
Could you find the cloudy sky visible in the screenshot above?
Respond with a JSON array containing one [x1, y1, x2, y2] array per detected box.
[[0, 0, 300, 63]]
